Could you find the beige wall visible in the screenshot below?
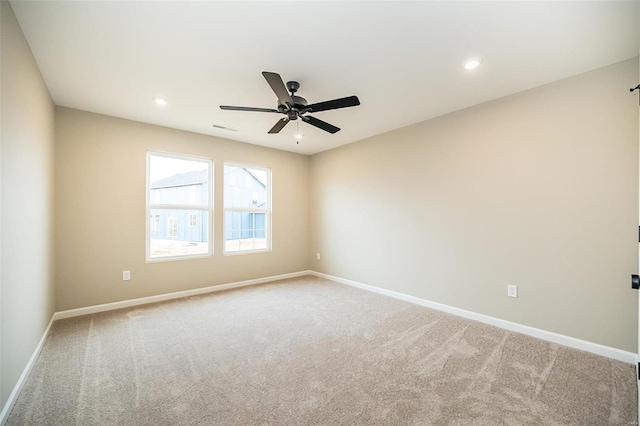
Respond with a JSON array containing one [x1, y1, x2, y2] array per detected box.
[[55, 108, 309, 311], [310, 59, 639, 352], [1, 0, 56, 407]]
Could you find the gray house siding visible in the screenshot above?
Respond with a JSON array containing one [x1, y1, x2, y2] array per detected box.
[[225, 211, 266, 240], [223, 167, 267, 208], [150, 171, 209, 243], [150, 208, 208, 242]]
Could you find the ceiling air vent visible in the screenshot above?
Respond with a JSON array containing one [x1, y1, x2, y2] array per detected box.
[[212, 124, 238, 132]]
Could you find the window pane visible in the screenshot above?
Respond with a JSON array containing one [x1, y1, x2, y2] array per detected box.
[[150, 154, 209, 206], [224, 210, 267, 252], [150, 208, 209, 258], [224, 165, 267, 208]]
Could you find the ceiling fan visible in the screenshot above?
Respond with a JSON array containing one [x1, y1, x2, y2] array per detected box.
[[220, 72, 360, 134]]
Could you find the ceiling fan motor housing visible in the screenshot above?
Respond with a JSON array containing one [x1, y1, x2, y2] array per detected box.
[[291, 95, 307, 107], [282, 98, 308, 120]]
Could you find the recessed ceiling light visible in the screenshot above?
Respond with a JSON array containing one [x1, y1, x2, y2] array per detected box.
[[152, 97, 167, 106], [464, 60, 481, 70]]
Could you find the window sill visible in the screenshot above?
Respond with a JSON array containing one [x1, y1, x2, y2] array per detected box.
[[223, 248, 271, 256], [146, 252, 212, 263]]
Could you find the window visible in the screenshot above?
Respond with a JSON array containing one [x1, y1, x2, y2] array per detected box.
[[167, 217, 178, 238], [147, 152, 213, 261], [224, 163, 271, 253]]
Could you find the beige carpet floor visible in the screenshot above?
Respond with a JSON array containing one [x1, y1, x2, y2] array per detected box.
[[7, 276, 638, 425]]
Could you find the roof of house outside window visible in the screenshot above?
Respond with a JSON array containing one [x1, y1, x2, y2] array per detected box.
[[150, 170, 208, 189], [224, 166, 267, 187]]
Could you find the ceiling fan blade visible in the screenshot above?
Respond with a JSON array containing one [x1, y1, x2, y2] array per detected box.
[[305, 96, 360, 113], [220, 105, 279, 113], [268, 118, 290, 134], [302, 115, 340, 134], [262, 72, 294, 107]]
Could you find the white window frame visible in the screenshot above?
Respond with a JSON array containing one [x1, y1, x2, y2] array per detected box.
[[223, 161, 272, 255], [146, 151, 214, 262]]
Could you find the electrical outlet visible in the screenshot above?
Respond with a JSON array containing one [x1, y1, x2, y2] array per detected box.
[[123, 271, 131, 281], [316, 252, 321, 260], [507, 284, 517, 298]]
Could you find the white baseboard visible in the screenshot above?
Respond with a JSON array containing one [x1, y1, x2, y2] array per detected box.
[[310, 271, 637, 365], [54, 270, 312, 320], [0, 316, 55, 426], [2, 269, 635, 425]]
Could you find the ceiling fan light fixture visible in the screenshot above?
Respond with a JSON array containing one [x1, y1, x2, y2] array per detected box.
[[152, 96, 167, 105], [464, 60, 481, 70], [295, 118, 303, 140]]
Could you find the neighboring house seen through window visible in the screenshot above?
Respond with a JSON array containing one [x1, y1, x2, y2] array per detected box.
[[147, 152, 213, 261], [224, 163, 271, 253]]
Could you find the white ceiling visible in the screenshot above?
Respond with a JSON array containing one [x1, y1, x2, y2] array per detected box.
[[10, 1, 639, 155]]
